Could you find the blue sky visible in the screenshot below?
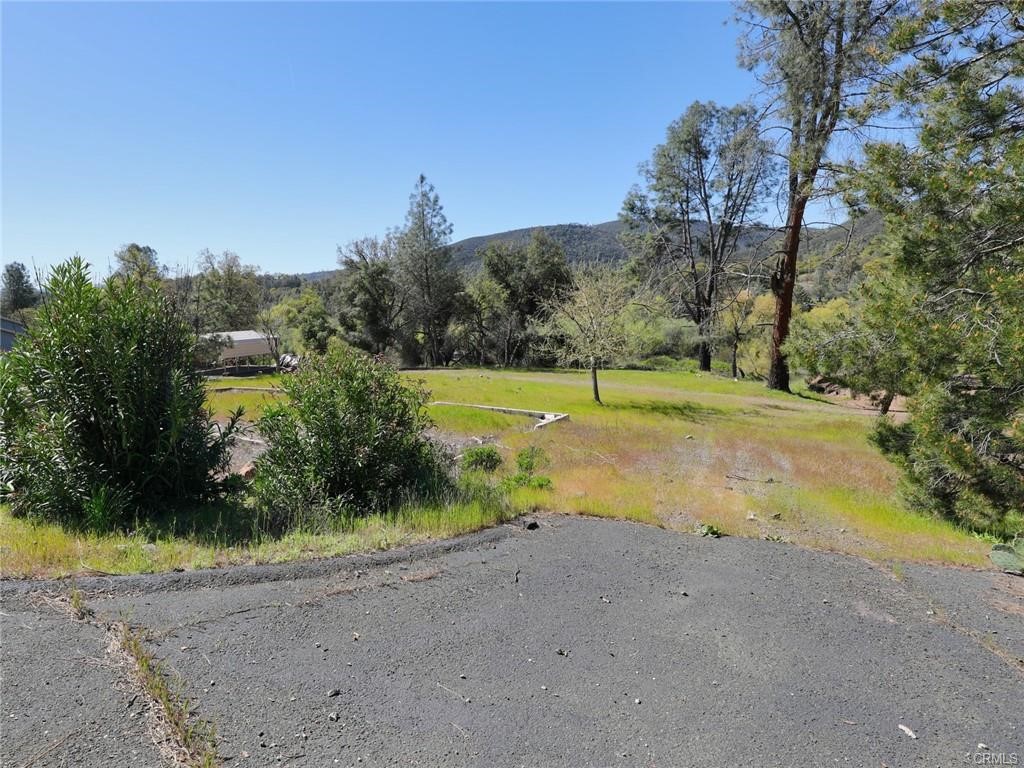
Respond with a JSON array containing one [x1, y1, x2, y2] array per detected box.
[[3, 1, 767, 276]]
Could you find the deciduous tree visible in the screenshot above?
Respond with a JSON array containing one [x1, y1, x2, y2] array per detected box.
[[1, 262, 39, 320], [196, 250, 261, 332], [541, 266, 651, 404], [113, 243, 163, 283], [337, 235, 407, 355]]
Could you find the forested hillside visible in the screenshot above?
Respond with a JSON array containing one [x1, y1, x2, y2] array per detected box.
[[449, 221, 628, 268], [287, 211, 884, 303]]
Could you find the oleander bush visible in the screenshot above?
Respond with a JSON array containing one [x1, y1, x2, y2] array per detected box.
[[0, 257, 241, 530], [251, 345, 452, 530]]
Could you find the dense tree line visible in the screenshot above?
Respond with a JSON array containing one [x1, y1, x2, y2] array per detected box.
[[334, 175, 575, 368]]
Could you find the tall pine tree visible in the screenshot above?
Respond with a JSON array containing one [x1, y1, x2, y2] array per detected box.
[[395, 175, 462, 366], [857, 0, 1024, 534], [738, 1, 904, 391]]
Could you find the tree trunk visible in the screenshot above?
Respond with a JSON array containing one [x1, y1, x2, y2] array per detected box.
[[878, 390, 895, 416], [731, 340, 739, 379], [698, 340, 712, 372], [767, 195, 808, 393], [590, 359, 601, 404]]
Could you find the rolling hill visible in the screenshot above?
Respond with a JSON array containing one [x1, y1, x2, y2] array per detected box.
[[449, 221, 629, 268], [298, 211, 885, 302]]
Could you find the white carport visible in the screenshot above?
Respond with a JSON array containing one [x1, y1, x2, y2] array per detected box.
[[200, 330, 277, 362]]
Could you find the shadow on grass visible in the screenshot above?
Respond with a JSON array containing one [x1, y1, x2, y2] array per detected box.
[[604, 398, 725, 422], [794, 390, 837, 406], [758, 402, 803, 412], [130, 499, 264, 547]]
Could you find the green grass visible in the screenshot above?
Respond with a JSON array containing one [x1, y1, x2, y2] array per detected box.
[[2, 367, 991, 578], [117, 622, 219, 768], [415, 368, 989, 567], [206, 373, 281, 389], [1, 498, 513, 579], [427, 404, 534, 435], [206, 375, 282, 419]]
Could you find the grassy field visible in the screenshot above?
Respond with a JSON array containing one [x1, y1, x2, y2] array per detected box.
[[413, 369, 990, 567], [1, 368, 992, 578]]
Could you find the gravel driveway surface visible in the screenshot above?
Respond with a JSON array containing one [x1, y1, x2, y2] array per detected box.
[[2, 515, 1021, 767]]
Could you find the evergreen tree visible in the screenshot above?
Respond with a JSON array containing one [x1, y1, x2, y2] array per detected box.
[[395, 175, 462, 366], [854, 0, 1024, 534], [738, 0, 904, 391], [1, 262, 39, 320]]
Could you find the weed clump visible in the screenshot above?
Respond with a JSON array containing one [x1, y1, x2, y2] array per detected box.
[[500, 447, 554, 492], [461, 445, 503, 473]]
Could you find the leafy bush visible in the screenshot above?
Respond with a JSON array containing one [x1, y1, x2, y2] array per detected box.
[[461, 445, 503, 473], [697, 522, 722, 538], [515, 446, 549, 475], [251, 345, 451, 530], [499, 446, 553, 492], [0, 257, 240, 529]]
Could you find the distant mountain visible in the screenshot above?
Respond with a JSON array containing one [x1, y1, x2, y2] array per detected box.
[[295, 211, 885, 302], [295, 270, 338, 283], [449, 221, 629, 269]]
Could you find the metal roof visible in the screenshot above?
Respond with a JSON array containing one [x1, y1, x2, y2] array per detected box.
[[199, 330, 268, 342]]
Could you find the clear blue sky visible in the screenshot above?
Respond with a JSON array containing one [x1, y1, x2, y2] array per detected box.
[[3, 1, 763, 276]]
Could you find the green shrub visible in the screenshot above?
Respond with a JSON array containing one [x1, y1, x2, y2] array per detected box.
[[990, 538, 1024, 575], [0, 257, 240, 529], [461, 445, 503, 473], [697, 522, 722, 538], [251, 345, 451, 530], [499, 446, 553, 492], [515, 446, 549, 475]]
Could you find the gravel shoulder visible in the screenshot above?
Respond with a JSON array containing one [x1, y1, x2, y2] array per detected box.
[[3, 515, 1022, 768]]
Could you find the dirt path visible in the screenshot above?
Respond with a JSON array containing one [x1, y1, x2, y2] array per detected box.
[[2, 516, 1021, 767]]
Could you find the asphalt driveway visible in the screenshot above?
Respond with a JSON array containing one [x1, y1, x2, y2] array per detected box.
[[2, 515, 1021, 767]]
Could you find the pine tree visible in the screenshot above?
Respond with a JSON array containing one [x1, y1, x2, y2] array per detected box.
[[856, 0, 1024, 534], [737, 0, 904, 391], [395, 175, 462, 366]]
